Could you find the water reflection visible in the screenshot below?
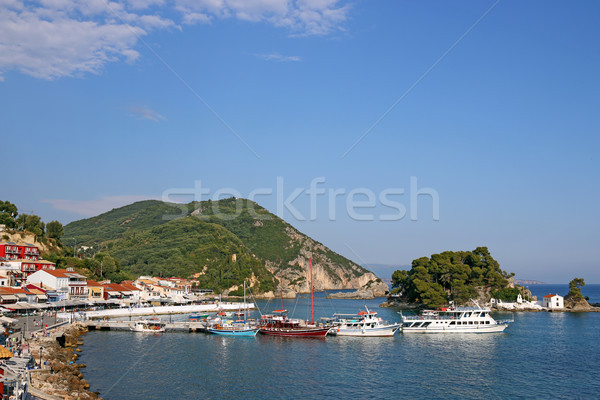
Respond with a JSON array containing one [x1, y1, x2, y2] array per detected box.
[[77, 304, 600, 400]]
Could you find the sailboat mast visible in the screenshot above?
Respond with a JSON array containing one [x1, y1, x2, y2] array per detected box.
[[280, 272, 283, 311], [310, 257, 314, 325]]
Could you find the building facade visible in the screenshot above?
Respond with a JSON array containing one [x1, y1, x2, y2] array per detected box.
[[543, 294, 564, 309]]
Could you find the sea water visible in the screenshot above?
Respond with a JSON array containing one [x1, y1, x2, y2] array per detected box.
[[77, 289, 600, 399]]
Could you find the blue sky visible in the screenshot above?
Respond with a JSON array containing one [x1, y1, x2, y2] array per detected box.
[[1, 0, 599, 283]]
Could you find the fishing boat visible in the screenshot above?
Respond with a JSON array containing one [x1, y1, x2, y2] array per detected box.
[[329, 306, 401, 337], [207, 282, 259, 336], [130, 318, 166, 333], [189, 314, 209, 322], [258, 258, 331, 338], [400, 301, 510, 333], [217, 310, 232, 317], [207, 320, 258, 336]]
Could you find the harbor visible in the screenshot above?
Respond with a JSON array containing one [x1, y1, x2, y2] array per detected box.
[[84, 319, 208, 332]]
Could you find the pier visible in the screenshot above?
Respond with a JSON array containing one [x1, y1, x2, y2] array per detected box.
[[56, 302, 255, 321], [84, 319, 209, 332]]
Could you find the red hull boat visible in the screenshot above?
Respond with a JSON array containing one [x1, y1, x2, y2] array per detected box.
[[259, 311, 331, 337], [259, 258, 331, 338]]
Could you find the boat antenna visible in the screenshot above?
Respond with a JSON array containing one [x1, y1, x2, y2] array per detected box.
[[310, 257, 314, 325]]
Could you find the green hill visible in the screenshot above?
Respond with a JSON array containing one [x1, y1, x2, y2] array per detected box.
[[63, 198, 387, 295]]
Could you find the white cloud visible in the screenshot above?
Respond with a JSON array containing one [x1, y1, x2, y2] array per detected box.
[[254, 52, 301, 62], [0, 0, 351, 80], [176, 0, 351, 35], [129, 105, 166, 121], [42, 195, 160, 217]]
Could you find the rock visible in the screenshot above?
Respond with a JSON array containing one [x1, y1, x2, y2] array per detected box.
[[29, 322, 102, 400], [565, 296, 595, 311], [327, 290, 374, 300]]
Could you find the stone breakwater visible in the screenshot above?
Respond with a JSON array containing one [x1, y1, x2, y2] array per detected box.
[[28, 322, 101, 400]]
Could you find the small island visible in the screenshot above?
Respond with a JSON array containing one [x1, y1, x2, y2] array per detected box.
[[381, 247, 597, 312]]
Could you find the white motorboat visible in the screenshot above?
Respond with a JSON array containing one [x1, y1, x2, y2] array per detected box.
[[400, 301, 510, 333], [329, 307, 401, 337], [130, 318, 166, 333]]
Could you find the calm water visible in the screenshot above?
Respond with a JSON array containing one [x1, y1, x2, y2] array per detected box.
[[78, 292, 600, 399]]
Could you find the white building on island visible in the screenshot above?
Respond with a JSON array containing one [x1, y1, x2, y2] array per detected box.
[[543, 294, 564, 309]]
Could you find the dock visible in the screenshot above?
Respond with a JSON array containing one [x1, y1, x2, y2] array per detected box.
[[84, 319, 209, 332]]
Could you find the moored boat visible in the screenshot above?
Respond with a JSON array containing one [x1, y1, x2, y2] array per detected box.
[[259, 310, 331, 337], [207, 282, 258, 336], [329, 306, 401, 337], [400, 301, 510, 333], [258, 258, 331, 338], [189, 314, 209, 322], [207, 320, 258, 336], [130, 318, 166, 333]]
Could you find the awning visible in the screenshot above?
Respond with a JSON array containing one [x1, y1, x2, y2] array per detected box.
[[15, 293, 27, 299], [0, 345, 13, 359], [2, 303, 37, 310], [36, 294, 48, 300], [0, 295, 18, 301], [0, 316, 16, 324]]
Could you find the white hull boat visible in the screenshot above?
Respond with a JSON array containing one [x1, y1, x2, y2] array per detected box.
[[400, 301, 510, 334], [329, 307, 401, 337], [130, 318, 166, 333]]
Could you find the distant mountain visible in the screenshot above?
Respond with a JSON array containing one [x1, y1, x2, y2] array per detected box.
[[515, 279, 545, 285], [64, 199, 387, 296]]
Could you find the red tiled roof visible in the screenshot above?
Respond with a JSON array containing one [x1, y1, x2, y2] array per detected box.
[[120, 282, 141, 291], [103, 283, 134, 292], [543, 294, 559, 298], [86, 280, 102, 287], [0, 287, 28, 294]]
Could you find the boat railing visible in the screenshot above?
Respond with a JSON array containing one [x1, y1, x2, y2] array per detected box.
[[402, 315, 456, 321]]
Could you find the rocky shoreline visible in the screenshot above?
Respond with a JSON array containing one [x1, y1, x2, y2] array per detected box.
[[27, 322, 100, 400], [379, 298, 600, 312], [326, 289, 376, 300]]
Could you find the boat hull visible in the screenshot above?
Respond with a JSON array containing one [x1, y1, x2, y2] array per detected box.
[[130, 326, 165, 333], [402, 324, 507, 333], [207, 327, 258, 336], [259, 327, 330, 337], [330, 324, 401, 337]]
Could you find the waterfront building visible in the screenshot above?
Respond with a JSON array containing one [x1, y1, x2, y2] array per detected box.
[[543, 294, 564, 309], [26, 268, 87, 300], [86, 280, 105, 301], [0, 243, 40, 261], [119, 281, 142, 302], [0, 242, 55, 285], [0, 273, 8, 287]]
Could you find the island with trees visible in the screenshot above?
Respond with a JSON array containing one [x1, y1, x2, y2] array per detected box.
[[386, 247, 531, 308]]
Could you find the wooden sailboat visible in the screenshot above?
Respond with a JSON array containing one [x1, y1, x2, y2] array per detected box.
[[207, 281, 259, 336], [259, 258, 331, 337]]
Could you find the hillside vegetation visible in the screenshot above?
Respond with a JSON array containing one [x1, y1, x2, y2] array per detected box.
[[63, 198, 385, 295]]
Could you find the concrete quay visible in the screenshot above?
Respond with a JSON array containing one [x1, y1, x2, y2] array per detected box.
[[84, 319, 209, 332]]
